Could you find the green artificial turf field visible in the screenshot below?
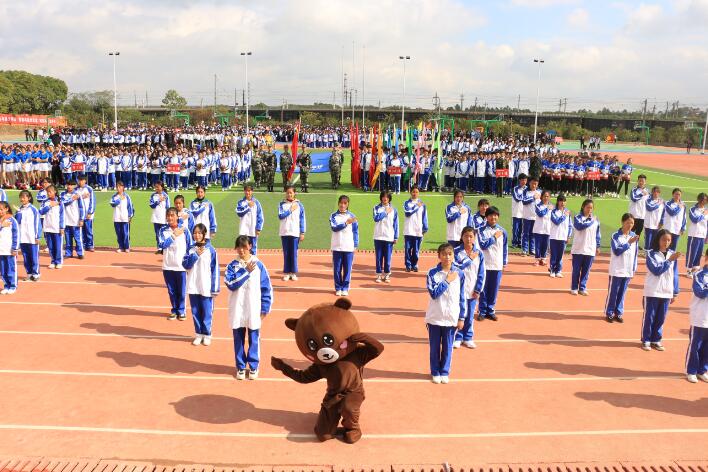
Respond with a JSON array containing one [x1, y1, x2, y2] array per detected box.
[[3, 150, 706, 252]]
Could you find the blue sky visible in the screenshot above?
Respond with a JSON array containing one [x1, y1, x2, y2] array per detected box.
[[0, 0, 706, 112]]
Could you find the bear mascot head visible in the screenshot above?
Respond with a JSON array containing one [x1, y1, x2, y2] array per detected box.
[[271, 297, 384, 444]]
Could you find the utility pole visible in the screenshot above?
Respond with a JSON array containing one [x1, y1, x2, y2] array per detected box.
[[281, 99, 285, 122], [361, 44, 365, 127], [517, 94, 520, 111], [242, 90, 245, 109], [134, 90, 137, 108], [641, 98, 648, 123], [343, 73, 348, 125], [483, 102, 487, 120], [351, 88, 357, 123], [558, 98, 562, 112], [333, 91, 336, 109], [701, 107, 707, 154], [234, 88, 238, 116], [651, 104, 656, 119], [460, 92, 464, 111], [214, 74, 217, 117], [563, 98, 567, 113], [665, 101, 669, 118], [433, 92, 440, 116], [145, 91, 148, 108], [473, 97, 478, 113]]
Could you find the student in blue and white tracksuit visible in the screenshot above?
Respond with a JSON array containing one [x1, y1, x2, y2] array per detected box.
[[190, 185, 217, 240], [628, 174, 649, 239], [685, 250, 708, 383], [235, 184, 264, 254], [149, 181, 170, 252], [330, 195, 358, 296], [549, 194, 572, 278], [15, 190, 41, 281], [570, 199, 601, 295], [0, 202, 19, 295], [471, 198, 489, 233], [425, 243, 466, 384], [686, 193, 707, 277], [182, 223, 220, 347], [661, 188, 687, 252], [39, 185, 64, 269], [521, 177, 540, 256], [110, 181, 134, 252], [403, 185, 428, 272], [511, 174, 527, 248], [225, 235, 273, 381], [644, 186, 664, 251], [477, 206, 508, 321], [373, 190, 399, 283], [278, 185, 306, 281], [61, 181, 85, 259], [641, 228, 680, 351], [533, 190, 553, 266], [453, 227, 485, 349], [159, 207, 194, 320], [0, 188, 7, 202], [446, 190, 472, 248], [604, 213, 640, 323], [76, 176, 95, 252]]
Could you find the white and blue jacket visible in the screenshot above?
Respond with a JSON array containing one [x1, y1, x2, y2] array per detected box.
[[110, 192, 135, 223], [629, 187, 649, 219], [478, 224, 508, 271], [425, 263, 466, 326], [330, 210, 359, 252], [76, 185, 95, 218], [609, 230, 639, 278], [278, 200, 306, 237], [0, 189, 7, 202], [190, 199, 218, 238], [454, 246, 486, 299], [690, 267, 708, 328], [645, 198, 664, 230], [533, 201, 552, 235], [159, 221, 194, 271], [688, 205, 707, 238], [550, 208, 572, 241], [644, 249, 678, 299], [0, 216, 19, 255], [372, 203, 399, 242], [15, 204, 41, 245], [39, 197, 65, 233], [661, 200, 687, 235], [403, 199, 428, 237], [571, 214, 601, 256], [446, 202, 472, 242], [149, 191, 170, 225], [511, 185, 526, 219], [182, 242, 220, 297], [471, 211, 486, 232], [225, 256, 273, 330], [236, 197, 264, 237]]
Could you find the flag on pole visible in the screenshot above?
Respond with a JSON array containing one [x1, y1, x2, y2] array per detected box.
[[368, 126, 376, 186], [287, 121, 300, 181], [370, 124, 384, 188], [351, 124, 361, 188], [436, 123, 443, 185]]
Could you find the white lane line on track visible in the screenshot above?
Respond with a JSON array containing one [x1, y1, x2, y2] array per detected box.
[[0, 369, 685, 383], [0, 330, 684, 345], [0, 424, 704, 440]]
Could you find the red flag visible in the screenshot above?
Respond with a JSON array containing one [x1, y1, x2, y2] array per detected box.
[[351, 124, 361, 188], [368, 125, 377, 187], [413, 133, 422, 181], [287, 123, 300, 181]]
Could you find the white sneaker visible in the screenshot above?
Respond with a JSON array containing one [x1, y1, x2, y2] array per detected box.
[[55, 264, 62, 269], [375, 275, 382, 283], [556, 272, 564, 278], [462, 340, 477, 349], [202, 336, 212, 346], [236, 369, 246, 380], [5, 289, 15, 295], [687, 374, 698, 383], [579, 290, 589, 296], [282, 274, 291, 281], [440, 376, 450, 384], [48, 263, 55, 269], [116, 249, 123, 253], [290, 274, 298, 281], [248, 369, 259, 380], [549, 272, 556, 278], [335, 290, 342, 296], [641, 342, 651, 351], [698, 373, 708, 383], [453, 340, 462, 349], [192, 335, 203, 346], [652, 342, 665, 351], [431, 375, 442, 384], [383, 273, 391, 283], [570, 289, 578, 295], [0, 289, 8, 295], [341, 290, 349, 296]]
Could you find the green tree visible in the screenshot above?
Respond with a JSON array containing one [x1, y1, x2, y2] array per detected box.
[[0, 70, 68, 114], [161, 89, 187, 110]]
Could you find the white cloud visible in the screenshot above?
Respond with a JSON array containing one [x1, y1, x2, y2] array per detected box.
[[510, 0, 579, 6], [566, 7, 590, 28]]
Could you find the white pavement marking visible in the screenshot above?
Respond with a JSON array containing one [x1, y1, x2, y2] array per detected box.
[[0, 329, 684, 345], [0, 369, 685, 383], [0, 424, 704, 440]]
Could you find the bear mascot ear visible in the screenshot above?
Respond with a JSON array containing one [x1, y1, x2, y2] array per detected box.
[[285, 318, 298, 331], [334, 297, 352, 310]]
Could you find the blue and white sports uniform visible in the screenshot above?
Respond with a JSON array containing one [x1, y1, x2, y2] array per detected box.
[[605, 229, 639, 320], [403, 198, 428, 271], [372, 203, 399, 277], [570, 214, 601, 293], [330, 210, 359, 293], [477, 223, 508, 319], [236, 197, 264, 254], [453, 245, 485, 342], [686, 266, 708, 376], [686, 205, 707, 270], [642, 249, 679, 344], [15, 203, 41, 279], [0, 216, 20, 292], [182, 241, 220, 337]]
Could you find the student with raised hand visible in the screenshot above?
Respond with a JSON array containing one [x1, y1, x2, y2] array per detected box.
[[685, 248, 707, 383], [372, 190, 398, 283], [225, 235, 273, 381], [445, 190, 472, 248], [159, 207, 193, 321], [628, 174, 649, 241], [278, 184, 306, 281], [109, 181, 134, 253], [532, 190, 553, 267], [330, 195, 358, 296], [15, 190, 41, 281], [644, 186, 664, 251], [425, 243, 466, 384], [605, 213, 640, 323], [686, 193, 708, 278], [453, 227, 485, 349], [149, 181, 170, 254], [235, 184, 264, 255], [549, 194, 572, 278], [0, 202, 19, 295], [173, 194, 194, 234], [641, 228, 680, 352], [477, 206, 507, 321], [190, 185, 217, 240], [570, 199, 601, 296], [403, 185, 428, 273], [182, 223, 220, 347], [661, 187, 687, 252]]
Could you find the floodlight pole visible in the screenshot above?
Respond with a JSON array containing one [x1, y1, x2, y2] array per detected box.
[[109, 51, 120, 131], [702, 107, 707, 155], [533, 58, 544, 145]]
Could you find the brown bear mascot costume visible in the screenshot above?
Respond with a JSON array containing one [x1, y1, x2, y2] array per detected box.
[[270, 298, 384, 444]]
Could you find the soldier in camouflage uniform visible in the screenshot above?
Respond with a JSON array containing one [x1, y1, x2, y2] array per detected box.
[[252, 145, 264, 188], [264, 145, 277, 192], [297, 144, 312, 192], [329, 143, 344, 189], [279, 144, 293, 190]]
